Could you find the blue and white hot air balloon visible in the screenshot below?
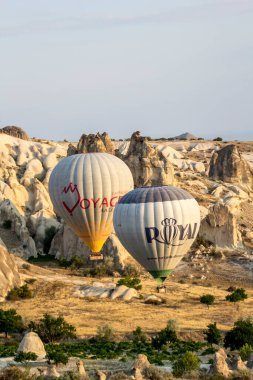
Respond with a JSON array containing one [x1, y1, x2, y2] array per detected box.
[[113, 186, 200, 283]]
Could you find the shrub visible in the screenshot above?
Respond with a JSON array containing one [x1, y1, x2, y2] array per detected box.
[[152, 320, 178, 350], [204, 322, 222, 345], [24, 278, 36, 285], [117, 276, 142, 290], [46, 344, 68, 365], [2, 220, 12, 229], [7, 285, 33, 301], [70, 256, 85, 270], [226, 288, 248, 303], [200, 294, 215, 308], [172, 351, 201, 378], [213, 137, 223, 141], [224, 318, 253, 350], [142, 366, 172, 380], [28, 314, 76, 343], [43, 226, 57, 254], [0, 309, 24, 338], [132, 326, 148, 344], [58, 373, 90, 380], [96, 324, 115, 342], [0, 367, 36, 380], [122, 264, 140, 277], [109, 373, 132, 380], [14, 351, 38, 363], [240, 343, 253, 361]]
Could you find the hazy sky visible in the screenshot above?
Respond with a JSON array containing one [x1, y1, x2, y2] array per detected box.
[[1, 0, 253, 140]]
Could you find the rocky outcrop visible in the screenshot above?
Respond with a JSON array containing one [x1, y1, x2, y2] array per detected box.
[[199, 202, 242, 249], [49, 224, 131, 270], [122, 132, 175, 187], [0, 126, 29, 140], [75, 283, 139, 301], [17, 332, 46, 359], [0, 239, 21, 301], [77, 132, 115, 154], [209, 144, 253, 188], [209, 349, 232, 378], [0, 199, 37, 258]]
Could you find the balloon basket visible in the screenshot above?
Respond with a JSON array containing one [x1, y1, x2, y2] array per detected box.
[[156, 285, 167, 294], [89, 254, 104, 262]]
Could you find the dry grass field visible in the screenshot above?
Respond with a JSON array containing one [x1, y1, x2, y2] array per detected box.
[[1, 256, 253, 340]]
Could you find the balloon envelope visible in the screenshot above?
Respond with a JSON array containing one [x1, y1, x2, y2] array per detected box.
[[49, 153, 134, 252], [113, 186, 200, 283]]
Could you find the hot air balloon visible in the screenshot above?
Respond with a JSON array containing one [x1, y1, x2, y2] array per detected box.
[[49, 153, 134, 256], [113, 186, 200, 283]]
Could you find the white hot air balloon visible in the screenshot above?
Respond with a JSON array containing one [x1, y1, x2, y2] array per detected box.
[[49, 153, 134, 254], [113, 186, 200, 283]]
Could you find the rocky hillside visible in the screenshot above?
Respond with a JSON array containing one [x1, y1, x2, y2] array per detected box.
[[0, 129, 253, 290]]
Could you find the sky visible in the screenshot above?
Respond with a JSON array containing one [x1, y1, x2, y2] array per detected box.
[[0, 0, 253, 141]]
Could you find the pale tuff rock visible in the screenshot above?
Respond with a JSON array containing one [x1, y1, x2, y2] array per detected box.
[[0, 199, 37, 258], [209, 349, 232, 378], [77, 132, 115, 154], [96, 370, 107, 380], [199, 202, 242, 249], [0, 125, 29, 140], [17, 332, 46, 359], [75, 283, 139, 301], [122, 132, 175, 187], [46, 364, 60, 378], [209, 144, 253, 189], [0, 238, 22, 301], [49, 224, 131, 270], [76, 360, 87, 376], [133, 354, 150, 370], [24, 158, 45, 180], [42, 153, 58, 170]]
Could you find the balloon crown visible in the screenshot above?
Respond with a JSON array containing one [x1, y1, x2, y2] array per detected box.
[[161, 218, 177, 226]]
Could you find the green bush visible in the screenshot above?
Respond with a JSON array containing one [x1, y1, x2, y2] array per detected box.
[[240, 343, 253, 361], [7, 285, 33, 301], [43, 226, 57, 254], [117, 276, 142, 290], [152, 320, 178, 350], [224, 318, 253, 350], [14, 351, 38, 363], [213, 137, 223, 141], [204, 322, 222, 345], [172, 351, 200, 378], [200, 294, 215, 308], [2, 220, 12, 229], [28, 314, 76, 343], [70, 256, 85, 270], [46, 344, 69, 365], [226, 288, 248, 303], [132, 326, 148, 344], [122, 264, 140, 277], [0, 309, 24, 338]]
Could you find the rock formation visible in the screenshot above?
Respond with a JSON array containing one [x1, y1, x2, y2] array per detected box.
[[49, 224, 131, 270], [199, 202, 242, 249], [0, 126, 29, 140], [77, 132, 115, 154], [209, 144, 253, 188], [17, 331, 46, 359], [0, 239, 21, 301], [122, 132, 175, 187], [208, 348, 232, 378]]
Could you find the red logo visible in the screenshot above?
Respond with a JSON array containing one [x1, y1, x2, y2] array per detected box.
[[62, 183, 81, 215]]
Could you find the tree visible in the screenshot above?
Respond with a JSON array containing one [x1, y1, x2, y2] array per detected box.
[[200, 294, 215, 308], [7, 284, 33, 301], [0, 309, 24, 338], [46, 344, 68, 366], [240, 343, 253, 361], [132, 326, 147, 344], [28, 314, 76, 343], [224, 318, 253, 350], [213, 137, 223, 141], [117, 277, 142, 290], [226, 288, 248, 304], [172, 351, 200, 378], [204, 322, 222, 345], [14, 351, 38, 365], [152, 320, 178, 350]]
